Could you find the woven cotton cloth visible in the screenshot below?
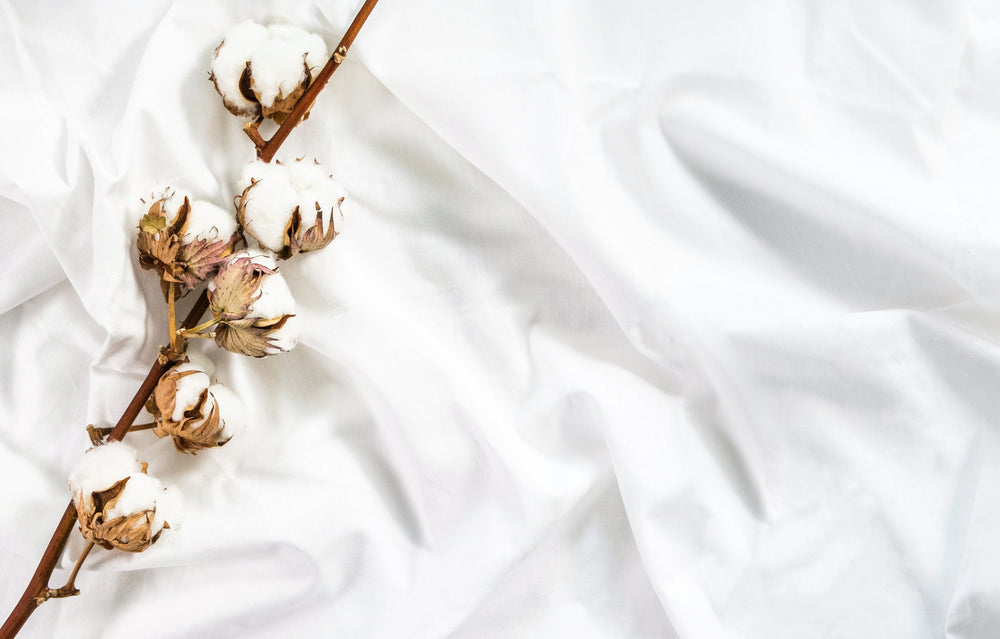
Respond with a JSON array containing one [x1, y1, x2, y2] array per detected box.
[[2, 2, 999, 637]]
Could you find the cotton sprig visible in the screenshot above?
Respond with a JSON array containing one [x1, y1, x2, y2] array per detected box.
[[210, 21, 328, 124], [7, 7, 377, 633]]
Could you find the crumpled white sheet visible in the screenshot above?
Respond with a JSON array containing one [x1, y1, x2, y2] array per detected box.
[[2, 1, 1000, 637]]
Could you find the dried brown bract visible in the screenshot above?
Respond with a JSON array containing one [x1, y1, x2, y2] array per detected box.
[[136, 192, 240, 299]]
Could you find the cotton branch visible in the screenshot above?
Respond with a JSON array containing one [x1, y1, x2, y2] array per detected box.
[[1, 2, 379, 634]]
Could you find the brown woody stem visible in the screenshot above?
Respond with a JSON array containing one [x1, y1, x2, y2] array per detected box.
[[167, 284, 177, 351], [1, 3, 379, 636], [242, 119, 266, 151]]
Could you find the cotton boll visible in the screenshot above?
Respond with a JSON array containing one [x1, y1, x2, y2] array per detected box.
[[240, 183, 298, 252], [68, 442, 142, 510], [285, 157, 330, 191], [149, 357, 242, 453], [238, 159, 298, 253], [269, 24, 328, 72], [162, 188, 191, 222], [211, 22, 328, 122], [237, 157, 346, 259], [239, 158, 291, 191], [68, 443, 171, 552]]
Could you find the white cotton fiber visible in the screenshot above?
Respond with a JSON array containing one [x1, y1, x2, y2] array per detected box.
[[266, 314, 298, 354], [249, 269, 296, 320], [182, 351, 215, 378], [212, 22, 328, 115], [239, 160, 298, 252], [285, 157, 330, 191], [152, 483, 183, 532], [184, 200, 239, 243], [249, 38, 308, 107], [244, 247, 279, 270], [208, 383, 244, 438], [68, 442, 142, 510], [211, 21, 269, 114], [104, 472, 165, 530], [170, 362, 213, 422], [249, 271, 298, 353]]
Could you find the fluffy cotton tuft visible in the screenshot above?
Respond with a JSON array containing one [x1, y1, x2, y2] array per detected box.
[[182, 350, 216, 377], [105, 472, 166, 525], [170, 361, 213, 422], [208, 383, 244, 438], [251, 271, 298, 353], [237, 161, 297, 251], [249, 267, 296, 320], [184, 200, 239, 243]]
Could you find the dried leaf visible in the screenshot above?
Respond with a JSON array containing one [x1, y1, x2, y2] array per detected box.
[[215, 314, 295, 358], [208, 254, 274, 320], [293, 197, 342, 254]]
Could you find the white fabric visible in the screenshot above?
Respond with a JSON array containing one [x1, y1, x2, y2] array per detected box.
[[1, 1, 999, 637]]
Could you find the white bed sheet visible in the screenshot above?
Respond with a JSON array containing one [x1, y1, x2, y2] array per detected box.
[[2, 1, 999, 637]]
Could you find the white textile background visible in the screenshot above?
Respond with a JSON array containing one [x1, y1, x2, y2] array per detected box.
[[2, 1, 1000, 637]]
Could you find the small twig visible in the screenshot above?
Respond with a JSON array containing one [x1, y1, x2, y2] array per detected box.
[[179, 317, 219, 336], [242, 119, 266, 151], [88, 423, 157, 444], [34, 541, 96, 604], [183, 332, 216, 340]]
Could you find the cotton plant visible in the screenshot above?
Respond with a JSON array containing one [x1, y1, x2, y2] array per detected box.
[[2, 6, 379, 635]]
